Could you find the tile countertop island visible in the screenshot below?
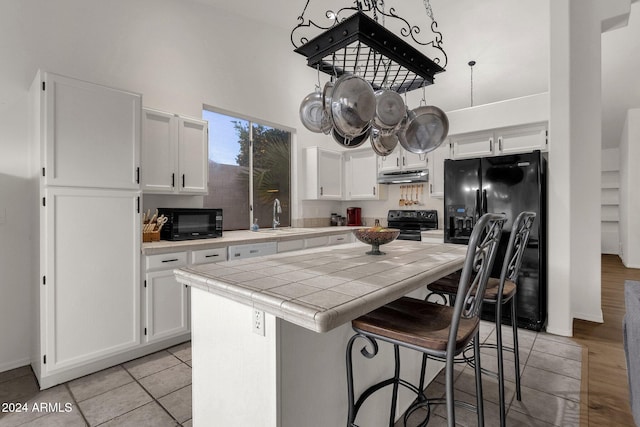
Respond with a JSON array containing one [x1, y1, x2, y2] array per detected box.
[[174, 240, 466, 427]]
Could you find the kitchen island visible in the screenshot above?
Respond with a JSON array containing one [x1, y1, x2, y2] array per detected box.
[[174, 240, 466, 426]]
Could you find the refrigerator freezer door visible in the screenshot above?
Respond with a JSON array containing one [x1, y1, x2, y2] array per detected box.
[[443, 158, 481, 244], [481, 151, 546, 331]]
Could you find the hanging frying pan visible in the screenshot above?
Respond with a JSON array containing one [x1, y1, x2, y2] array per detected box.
[[398, 105, 449, 154]]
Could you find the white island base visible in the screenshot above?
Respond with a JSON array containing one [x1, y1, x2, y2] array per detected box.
[[191, 286, 444, 427]]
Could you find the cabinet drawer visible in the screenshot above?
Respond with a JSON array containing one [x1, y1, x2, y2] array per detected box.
[[191, 247, 227, 264], [328, 233, 350, 245], [277, 239, 305, 253], [146, 252, 187, 271], [228, 242, 277, 260], [305, 236, 329, 248]]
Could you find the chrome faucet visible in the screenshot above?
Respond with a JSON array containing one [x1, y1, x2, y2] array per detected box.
[[272, 198, 282, 229]]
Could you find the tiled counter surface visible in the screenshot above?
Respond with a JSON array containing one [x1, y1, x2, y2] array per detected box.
[[174, 240, 466, 333], [141, 226, 356, 255]]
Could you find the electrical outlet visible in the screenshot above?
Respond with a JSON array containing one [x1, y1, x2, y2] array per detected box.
[[253, 309, 265, 336]]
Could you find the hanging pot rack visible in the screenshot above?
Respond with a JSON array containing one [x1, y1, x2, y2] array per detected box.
[[291, 1, 447, 93]]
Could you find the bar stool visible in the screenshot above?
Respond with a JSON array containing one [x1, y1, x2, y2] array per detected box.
[[346, 213, 506, 427], [427, 211, 536, 427]]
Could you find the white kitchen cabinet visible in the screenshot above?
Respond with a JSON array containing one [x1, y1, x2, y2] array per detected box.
[[428, 142, 451, 198], [144, 253, 189, 343], [141, 107, 208, 194], [496, 124, 548, 154], [377, 147, 428, 173], [31, 71, 144, 389], [40, 188, 141, 374], [344, 148, 386, 200], [278, 239, 305, 253], [450, 123, 548, 160], [191, 247, 227, 264], [228, 242, 278, 260], [304, 147, 343, 200], [450, 131, 495, 159], [38, 71, 141, 189]]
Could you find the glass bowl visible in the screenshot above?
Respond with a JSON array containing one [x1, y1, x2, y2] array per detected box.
[[352, 227, 400, 255]]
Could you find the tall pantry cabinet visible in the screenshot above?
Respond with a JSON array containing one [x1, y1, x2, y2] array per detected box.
[[30, 71, 142, 388]]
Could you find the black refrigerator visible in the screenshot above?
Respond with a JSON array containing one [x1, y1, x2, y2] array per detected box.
[[444, 150, 547, 331]]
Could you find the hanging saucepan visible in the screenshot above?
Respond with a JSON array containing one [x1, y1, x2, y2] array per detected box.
[[398, 105, 449, 154], [332, 125, 370, 149], [330, 74, 376, 139], [321, 80, 335, 135], [370, 126, 399, 156], [299, 89, 325, 133], [373, 89, 406, 134]]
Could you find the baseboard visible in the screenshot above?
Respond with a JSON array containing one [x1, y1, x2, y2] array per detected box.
[[545, 325, 574, 337], [0, 357, 32, 375], [573, 311, 604, 324]]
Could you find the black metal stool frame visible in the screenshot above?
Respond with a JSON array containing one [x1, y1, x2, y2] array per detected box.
[[425, 211, 536, 427], [346, 213, 506, 427]]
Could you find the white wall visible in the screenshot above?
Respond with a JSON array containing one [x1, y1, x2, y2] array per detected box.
[[547, 0, 631, 335], [620, 109, 640, 267], [0, 0, 334, 371]]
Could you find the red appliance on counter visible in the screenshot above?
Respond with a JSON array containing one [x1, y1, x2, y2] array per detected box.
[[346, 207, 362, 226]]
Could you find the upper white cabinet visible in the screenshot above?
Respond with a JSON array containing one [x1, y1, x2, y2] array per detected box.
[[304, 146, 343, 200], [428, 142, 451, 198], [377, 147, 428, 173], [450, 123, 548, 160], [450, 131, 494, 159], [39, 72, 141, 189], [344, 148, 386, 200], [141, 107, 208, 194], [497, 124, 548, 155]]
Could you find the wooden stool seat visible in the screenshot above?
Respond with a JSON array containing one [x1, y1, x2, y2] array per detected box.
[[353, 296, 479, 353]]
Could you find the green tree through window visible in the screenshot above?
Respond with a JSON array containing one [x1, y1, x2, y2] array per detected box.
[[203, 109, 291, 231]]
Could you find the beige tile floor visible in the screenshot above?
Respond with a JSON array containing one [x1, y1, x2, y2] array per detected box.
[[0, 342, 192, 427], [0, 321, 583, 427], [395, 321, 584, 427]]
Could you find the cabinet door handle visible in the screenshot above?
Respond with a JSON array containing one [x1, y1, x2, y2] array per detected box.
[[489, 138, 494, 152], [430, 184, 433, 194], [161, 258, 179, 263], [336, 237, 344, 241], [320, 186, 323, 196], [182, 174, 185, 188], [373, 186, 376, 196], [171, 173, 175, 188], [249, 249, 259, 254], [396, 157, 399, 167], [402, 157, 406, 166], [205, 254, 220, 258]]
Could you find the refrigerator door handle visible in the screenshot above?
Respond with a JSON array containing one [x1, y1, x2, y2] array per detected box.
[[482, 189, 488, 214], [475, 189, 481, 218]]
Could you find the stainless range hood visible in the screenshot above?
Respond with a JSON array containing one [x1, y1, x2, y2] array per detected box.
[[377, 169, 429, 184]]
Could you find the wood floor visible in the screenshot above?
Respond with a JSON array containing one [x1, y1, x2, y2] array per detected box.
[[573, 254, 639, 426]]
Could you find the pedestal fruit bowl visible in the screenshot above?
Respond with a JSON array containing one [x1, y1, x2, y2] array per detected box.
[[352, 221, 400, 255]]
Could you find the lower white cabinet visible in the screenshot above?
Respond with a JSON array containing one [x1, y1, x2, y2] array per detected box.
[[144, 253, 189, 343], [34, 188, 141, 387]]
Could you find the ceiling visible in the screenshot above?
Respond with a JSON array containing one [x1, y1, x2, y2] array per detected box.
[[191, 0, 639, 149]]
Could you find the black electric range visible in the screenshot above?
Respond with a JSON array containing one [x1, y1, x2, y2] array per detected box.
[[387, 210, 438, 241]]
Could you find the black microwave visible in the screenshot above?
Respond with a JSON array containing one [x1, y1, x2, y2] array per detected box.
[[158, 208, 223, 241]]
